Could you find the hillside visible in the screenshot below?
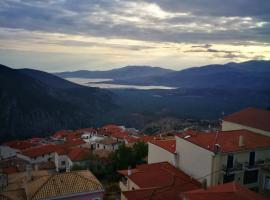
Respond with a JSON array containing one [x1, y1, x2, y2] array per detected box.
[[0, 64, 114, 141], [104, 61, 270, 90], [54, 65, 174, 80]]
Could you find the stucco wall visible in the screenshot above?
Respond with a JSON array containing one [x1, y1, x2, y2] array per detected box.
[[0, 146, 19, 159], [96, 143, 119, 151], [222, 121, 270, 137], [175, 136, 214, 186], [147, 143, 176, 166]]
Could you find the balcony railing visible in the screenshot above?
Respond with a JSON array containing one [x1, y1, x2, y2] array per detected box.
[[222, 159, 270, 174], [222, 162, 243, 174]]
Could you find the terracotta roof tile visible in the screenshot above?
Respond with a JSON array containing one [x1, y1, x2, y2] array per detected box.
[[177, 130, 270, 153], [181, 182, 268, 200], [4, 140, 34, 150], [223, 108, 270, 132], [67, 148, 90, 161], [26, 170, 103, 200], [121, 162, 201, 200], [150, 140, 176, 153], [52, 130, 73, 138], [21, 144, 65, 158], [118, 162, 201, 189], [65, 138, 85, 146]]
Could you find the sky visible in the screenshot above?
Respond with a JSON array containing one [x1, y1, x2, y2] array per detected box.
[[0, 0, 270, 72]]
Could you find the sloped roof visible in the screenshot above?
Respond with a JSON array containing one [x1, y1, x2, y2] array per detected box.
[[149, 140, 176, 153], [65, 138, 85, 146], [26, 170, 103, 200], [181, 182, 268, 200], [177, 130, 270, 153], [21, 144, 65, 158], [67, 147, 90, 161], [118, 162, 201, 190], [4, 140, 33, 150], [223, 108, 270, 132], [121, 162, 201, 200]]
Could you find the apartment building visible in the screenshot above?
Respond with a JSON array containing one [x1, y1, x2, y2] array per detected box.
[[175, 129, 270, 191]]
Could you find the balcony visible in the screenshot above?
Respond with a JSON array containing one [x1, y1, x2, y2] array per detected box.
[[222, 162, 243, 174]]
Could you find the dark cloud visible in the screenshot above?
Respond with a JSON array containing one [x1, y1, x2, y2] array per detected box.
[[145, 0, 270, 18], [0, 0, 269, 44]]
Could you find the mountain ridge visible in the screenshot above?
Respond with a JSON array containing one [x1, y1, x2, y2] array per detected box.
[[0, 64, 114, 141]]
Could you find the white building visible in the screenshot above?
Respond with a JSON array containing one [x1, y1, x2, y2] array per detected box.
[[96, 138, 120, 151], [175, 130, 270, 191], [148, 140, 177, 166]]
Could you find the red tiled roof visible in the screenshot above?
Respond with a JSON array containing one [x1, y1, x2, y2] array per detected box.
[[118, 162, 201, 189], [21, 144, 65, 158], [223, 108, 270, 132], [2, 167, 18, 174], [181, 182, 268, 200], [138, 136, 158, 143], [102, 124, 123, 133], [52, 130, 73, 138], [177, 130, 270, 153], [125, 136, 139, 143], [150, 140, 176, 153], [111, 131, 129, 139], [66, 132, 81, 141], [65, 139, 85, 146], [4, 140, 34, 150], [67, 148, 90, 161], [120, 162, 201, 200]]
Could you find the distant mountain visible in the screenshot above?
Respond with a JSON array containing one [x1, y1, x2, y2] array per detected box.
[[54, 65, 174, 80], [107, 60, 270, 90], [0, 64, 114, 141]]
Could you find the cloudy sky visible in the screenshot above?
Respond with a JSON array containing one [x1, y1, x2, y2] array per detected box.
[[0, 0, 270, 72]]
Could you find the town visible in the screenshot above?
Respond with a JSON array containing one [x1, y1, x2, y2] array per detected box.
[[0, 107, 270, 200]]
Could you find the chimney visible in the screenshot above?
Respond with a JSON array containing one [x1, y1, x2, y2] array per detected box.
[[202, 179, 207, 190], [239, 135, 244, 147], [127, 166, 132, 176]]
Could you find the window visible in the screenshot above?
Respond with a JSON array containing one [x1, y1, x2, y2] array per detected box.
[[61, 161, 66, 165], [249, 151, 255, 166], [244, 170, 258, 184], [227, 154, 234, 169]]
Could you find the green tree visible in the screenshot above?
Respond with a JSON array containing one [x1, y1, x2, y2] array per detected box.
[[133, 142, 148, 164]]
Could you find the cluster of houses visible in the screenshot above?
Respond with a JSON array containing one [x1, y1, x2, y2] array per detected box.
[[118, 108, 270, 200], [0, 107, 270, 200], [0, 124, 159, 199]]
